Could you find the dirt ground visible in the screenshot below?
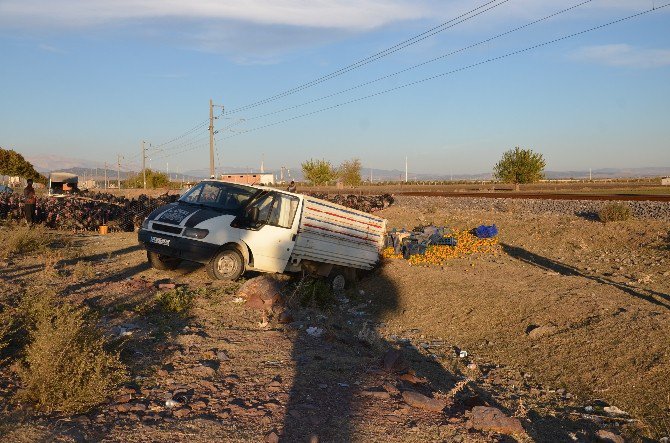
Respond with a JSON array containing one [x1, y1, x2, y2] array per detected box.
[[0, 196, 668, 442]]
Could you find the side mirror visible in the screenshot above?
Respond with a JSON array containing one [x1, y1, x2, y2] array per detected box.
[[247, 207, 259, 224]]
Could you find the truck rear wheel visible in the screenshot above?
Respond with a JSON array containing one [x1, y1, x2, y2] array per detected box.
[[147, 251, 181, 271], [207, 249, 244, 280]]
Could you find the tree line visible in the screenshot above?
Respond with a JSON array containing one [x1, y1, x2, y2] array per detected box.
[[301, 158, 363, 186], [301, 148, 546, 188], [0, 148, 46, 183]]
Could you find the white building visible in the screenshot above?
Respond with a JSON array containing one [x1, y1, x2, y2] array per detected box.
[[220, 173, 275, 186]]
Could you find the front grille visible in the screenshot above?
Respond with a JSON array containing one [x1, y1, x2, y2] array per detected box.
[[152, 223, 182, 235]]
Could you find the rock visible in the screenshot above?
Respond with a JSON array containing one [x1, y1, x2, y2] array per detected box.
[[130, 403, 147, 412], [265, 431, 280, 443], [603, 406, 628, 417], [238, 275, 286, 310], [306, 326, 324, 337], [191, 365, 217, 379], [401, 391, 447, 412], [383, 349, 408, 373], [596, 430, 625, 443], [114, 393, 132, 403], [398, 371, 427, 384], [467, 406, 525, 436], [383, 383, 400, 396], [172, 407, 191, 418], [361, 390, 391, 399], [190, 400, 208, 411], [116, 403, 133, 413], [526, 324, 557, 339], [216, 350, 230, 361], [267, 380, 282, 392], [278, 311, 294, 324], [157, 282, 176, 289]]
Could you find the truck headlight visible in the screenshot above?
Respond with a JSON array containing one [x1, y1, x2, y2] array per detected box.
[[141, 218, 150, 229], [183, 227, 209, 239]]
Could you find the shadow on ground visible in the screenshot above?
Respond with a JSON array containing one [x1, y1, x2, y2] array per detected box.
[[502, 243, 670, 310]]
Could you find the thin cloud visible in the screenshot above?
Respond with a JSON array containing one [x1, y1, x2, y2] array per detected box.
[[0, 0, 426, 30], [570, 44, 670, 68], [38, 43, 66, 54]]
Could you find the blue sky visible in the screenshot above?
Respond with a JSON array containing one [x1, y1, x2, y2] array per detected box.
[[1, 0, 668, 176]]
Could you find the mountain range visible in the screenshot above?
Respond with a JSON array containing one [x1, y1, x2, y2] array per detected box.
[[25, 154, 670, 181]]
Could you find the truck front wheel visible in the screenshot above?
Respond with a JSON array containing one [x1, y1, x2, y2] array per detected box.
[[208, 249, 244, 280], [147, 251, 182, 271]]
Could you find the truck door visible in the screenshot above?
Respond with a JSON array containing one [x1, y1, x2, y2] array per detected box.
[[237, 192, 301, 273]]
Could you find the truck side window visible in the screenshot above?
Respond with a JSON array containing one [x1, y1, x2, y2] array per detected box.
[[268, 194, 299, 229]]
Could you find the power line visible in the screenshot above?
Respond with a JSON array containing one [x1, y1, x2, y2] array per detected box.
[[221, 4, 668, 140], [225, 0, 511, 115], [154, 120, 209, 148], [243, 0, 594, 123], [141, 4, 667, 162], [143, 1, 509, 156]]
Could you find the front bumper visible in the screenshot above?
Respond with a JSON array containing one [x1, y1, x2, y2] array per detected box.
[[138, 229, 219, 264]]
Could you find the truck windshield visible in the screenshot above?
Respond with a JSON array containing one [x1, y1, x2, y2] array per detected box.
[[179, 182, 257, 213]]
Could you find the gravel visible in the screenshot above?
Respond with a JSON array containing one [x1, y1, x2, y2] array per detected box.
[[395, 196, 670, 221]]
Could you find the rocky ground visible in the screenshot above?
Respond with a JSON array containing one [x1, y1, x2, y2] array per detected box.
[[1, 195, 669, 442]]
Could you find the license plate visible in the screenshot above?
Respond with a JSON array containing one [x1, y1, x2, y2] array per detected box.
[[150, 236, 170, 246]]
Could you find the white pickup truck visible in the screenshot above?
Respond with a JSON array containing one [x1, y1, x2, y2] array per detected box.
[[138, 180, 387, 280]]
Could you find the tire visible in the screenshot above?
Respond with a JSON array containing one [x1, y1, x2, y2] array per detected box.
[[329, 266, 358, 290], [207, 249, 244, 280], [147, 251, 182, 271]]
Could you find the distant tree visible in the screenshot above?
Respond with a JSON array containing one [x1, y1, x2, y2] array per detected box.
[[123, 169, 170, 189], [0, 147, 46, 183], [301, 159, 335, 186], [337, 158, 362, 186], [493, 147, 546, 190]]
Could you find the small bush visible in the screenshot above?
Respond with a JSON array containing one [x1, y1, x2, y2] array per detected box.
[[598, 203, 632, 223], [42, 250, 63, 279], [5, 227, 51, 257], [296, 278, 335, 309], [0, 307, 14, 363], [71, 260, 96, 281], [18, 301, 127, 414], [154, 286, 196, 315], [0, 287, 54, 364]]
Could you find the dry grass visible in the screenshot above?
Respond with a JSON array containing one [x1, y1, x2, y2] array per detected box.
[[4, 227, 52, 257]]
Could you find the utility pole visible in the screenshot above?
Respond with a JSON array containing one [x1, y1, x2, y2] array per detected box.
[[142, 140, 147, 190], [104, 162, 108, 189], [117, 154, 122, 189], [209, 99, 215, 178], [209, 99, 225, 179]]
